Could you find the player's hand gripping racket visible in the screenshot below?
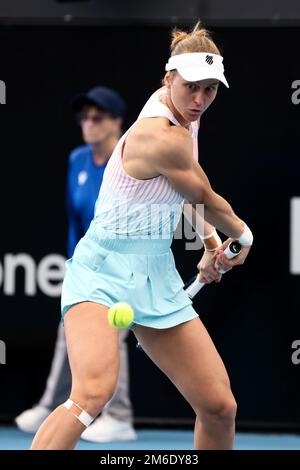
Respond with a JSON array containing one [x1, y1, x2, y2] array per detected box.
[[184, 241, 241, 299]]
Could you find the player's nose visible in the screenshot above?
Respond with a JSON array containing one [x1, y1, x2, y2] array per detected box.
[[194, 90, 206, 108]]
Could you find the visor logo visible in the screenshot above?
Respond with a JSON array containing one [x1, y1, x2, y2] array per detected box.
[[205, 55, 213, 65]]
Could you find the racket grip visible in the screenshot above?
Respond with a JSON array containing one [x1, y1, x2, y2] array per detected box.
[[186, 241, 241, 299], [218, 241, 241, 274], [185, 278, 205, 298]]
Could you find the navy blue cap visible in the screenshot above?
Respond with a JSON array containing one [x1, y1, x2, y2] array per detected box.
[[72, 86, 126, 118]]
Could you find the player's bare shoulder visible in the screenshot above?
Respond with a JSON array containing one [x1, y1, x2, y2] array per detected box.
[[159, 124, 193, 171], [123, 117, 193, 178]]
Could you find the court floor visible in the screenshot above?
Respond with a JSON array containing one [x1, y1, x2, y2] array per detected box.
[[0, 426, 299, 450]]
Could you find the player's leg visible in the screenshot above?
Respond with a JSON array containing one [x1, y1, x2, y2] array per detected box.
[[103, 329, 133, 422], [39, 322, 72, 409], [134, 317, 237, 450], [31, 301, 120, 450], [81, 328, 136, 442]]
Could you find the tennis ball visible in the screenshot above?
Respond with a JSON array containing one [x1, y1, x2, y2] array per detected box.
[[108, 302, 134, 329]]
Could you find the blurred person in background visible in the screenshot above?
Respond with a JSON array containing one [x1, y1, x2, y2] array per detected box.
[[15, 86, 137, 443]]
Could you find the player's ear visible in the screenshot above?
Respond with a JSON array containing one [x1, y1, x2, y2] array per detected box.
[[164, 72, 173, 89]]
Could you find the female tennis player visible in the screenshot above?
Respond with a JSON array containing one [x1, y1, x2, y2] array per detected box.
[[31, 22, 253, 450]]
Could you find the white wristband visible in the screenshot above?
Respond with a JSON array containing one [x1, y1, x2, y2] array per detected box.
[[199, 228, 221, 243], [213, 231, 222, 246], [199, 229, 222, 251], [236, 224, 253, 246], [199, 229, 217, 241]]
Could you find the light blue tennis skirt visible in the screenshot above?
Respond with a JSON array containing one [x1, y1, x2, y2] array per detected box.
[[61, 221, 198, 329]]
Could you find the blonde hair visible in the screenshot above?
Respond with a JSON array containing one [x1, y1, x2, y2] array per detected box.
[[170, 21, 221, 56]]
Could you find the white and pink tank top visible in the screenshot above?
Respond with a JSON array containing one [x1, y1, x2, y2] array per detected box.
[[94, 87, 199, 238]]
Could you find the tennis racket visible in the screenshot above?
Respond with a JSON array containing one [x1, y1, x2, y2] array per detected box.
[[184, 240, 241, 299]]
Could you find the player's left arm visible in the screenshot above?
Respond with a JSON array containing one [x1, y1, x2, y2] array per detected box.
[[184, 202, 251, 280], [183, 201, 223, 284]]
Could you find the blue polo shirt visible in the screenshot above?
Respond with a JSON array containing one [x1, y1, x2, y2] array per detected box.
[[66, 144, 107, 257]]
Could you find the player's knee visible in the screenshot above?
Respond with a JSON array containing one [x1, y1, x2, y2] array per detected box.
[[197, 391, 237, 426], [213, 395, 237, 423], [72, 379, 116, 417], [63, 381, 116, 428]]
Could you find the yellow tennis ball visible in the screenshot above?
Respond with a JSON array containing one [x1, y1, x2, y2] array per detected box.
[[108, 302, 134, 329]]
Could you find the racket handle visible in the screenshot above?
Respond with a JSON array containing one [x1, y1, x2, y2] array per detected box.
[[186, 241, 241, 299], [185, 278, 205, 298], [218, 241, 241, 274]]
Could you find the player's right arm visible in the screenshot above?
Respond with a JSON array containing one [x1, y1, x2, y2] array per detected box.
[[151, 127, 252, 268], [152, 128, 243, 237]]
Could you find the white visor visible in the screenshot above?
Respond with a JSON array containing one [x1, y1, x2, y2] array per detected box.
[[165, 52, 229, 88]]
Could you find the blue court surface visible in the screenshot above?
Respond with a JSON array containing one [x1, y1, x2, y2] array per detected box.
[[0, 426, 300, 450]]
